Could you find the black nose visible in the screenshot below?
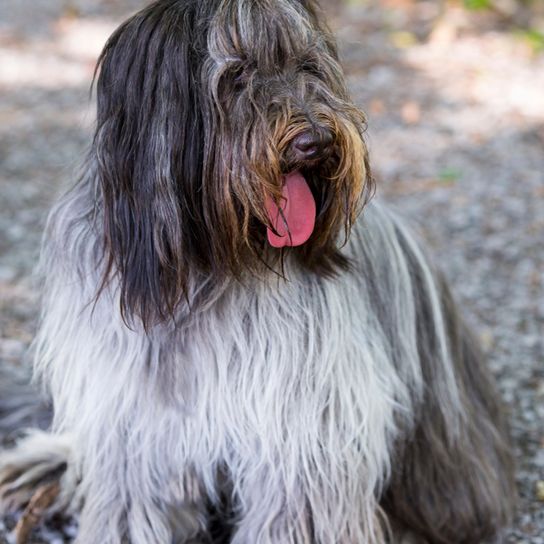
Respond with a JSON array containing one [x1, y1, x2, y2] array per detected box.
[[292, 129, 333, 161]]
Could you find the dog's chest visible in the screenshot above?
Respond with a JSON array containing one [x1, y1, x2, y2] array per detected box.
[[175, 272, 405, 468]]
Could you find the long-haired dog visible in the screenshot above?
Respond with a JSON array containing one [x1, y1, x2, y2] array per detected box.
[[0, 1, 515, 543]]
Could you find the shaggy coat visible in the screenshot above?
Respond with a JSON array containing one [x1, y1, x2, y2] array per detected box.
[[0, 1, 514, 543]]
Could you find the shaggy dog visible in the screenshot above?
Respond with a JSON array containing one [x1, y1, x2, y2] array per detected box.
[[0, 0, 514, 542]]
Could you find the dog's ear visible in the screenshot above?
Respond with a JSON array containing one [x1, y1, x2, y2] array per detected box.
[[92, 2, 207, 328]]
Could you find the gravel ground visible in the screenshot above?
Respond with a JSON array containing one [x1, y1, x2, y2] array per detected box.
[[1, 1, 543, 542]]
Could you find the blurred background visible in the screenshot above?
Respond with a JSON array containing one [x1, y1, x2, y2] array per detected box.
[[0, 0, 543, 541]]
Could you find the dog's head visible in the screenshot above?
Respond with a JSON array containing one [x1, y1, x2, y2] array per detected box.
[[92, 0, 372, 326]]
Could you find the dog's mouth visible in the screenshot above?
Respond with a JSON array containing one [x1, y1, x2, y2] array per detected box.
[[265, 171, 317, 248]]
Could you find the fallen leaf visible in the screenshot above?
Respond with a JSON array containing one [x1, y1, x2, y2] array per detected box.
[[369, 99, 386, 115], [390, 31, 418, 49], [401, 101, 421, 124]]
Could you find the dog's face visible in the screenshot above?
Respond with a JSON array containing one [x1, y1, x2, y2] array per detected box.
[[92, 0, 372, 326]]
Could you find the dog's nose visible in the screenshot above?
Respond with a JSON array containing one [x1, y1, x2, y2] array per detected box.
[[292, 130, 333, 161]]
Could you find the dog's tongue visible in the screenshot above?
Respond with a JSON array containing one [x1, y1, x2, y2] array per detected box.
[[265, 171, 316, 248]]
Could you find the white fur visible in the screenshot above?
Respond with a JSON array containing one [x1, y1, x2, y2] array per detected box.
[[16, 183, 463, 544]]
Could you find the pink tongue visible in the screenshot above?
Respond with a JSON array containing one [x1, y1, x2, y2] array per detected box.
[[265, 171, 316, 248]]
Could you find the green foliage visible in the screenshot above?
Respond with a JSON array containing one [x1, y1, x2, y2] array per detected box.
[[458, 0, 544, 55], [516, 29, 544, 53], [439, 168, 462, 184], [463, 0, 491, 10]]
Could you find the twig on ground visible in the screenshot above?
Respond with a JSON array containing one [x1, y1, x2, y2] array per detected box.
[[14, 482, 60, 544]]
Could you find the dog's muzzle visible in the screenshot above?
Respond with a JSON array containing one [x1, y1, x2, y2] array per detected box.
[[264, 128, 339, 249]]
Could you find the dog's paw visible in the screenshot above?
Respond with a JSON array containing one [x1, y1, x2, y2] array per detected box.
[[0, 430, 77, 516]]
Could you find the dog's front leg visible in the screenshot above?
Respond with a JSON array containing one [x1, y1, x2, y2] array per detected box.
[[74, 435, 170, 544], [228, 451, 387, 544], [61, 355, 215, 544], [33, 273, 209, 543], [70, 401, 209, 544], [228, 465, 314, 544]]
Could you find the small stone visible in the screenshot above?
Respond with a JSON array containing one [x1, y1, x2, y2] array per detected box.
[[536, 480, 544, 502], [0, 267, 17, 282], [0, 339, 26, 361], [479, 329, 495, 352]]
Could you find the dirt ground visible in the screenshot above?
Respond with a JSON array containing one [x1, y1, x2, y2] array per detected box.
[[0, 0, 543, 542]]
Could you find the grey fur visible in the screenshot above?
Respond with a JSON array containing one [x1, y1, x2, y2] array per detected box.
[[0, 0, 514, 543], [0, 196, 514, 543]]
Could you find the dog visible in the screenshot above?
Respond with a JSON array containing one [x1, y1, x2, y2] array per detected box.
[[0, 0, 515, 542]]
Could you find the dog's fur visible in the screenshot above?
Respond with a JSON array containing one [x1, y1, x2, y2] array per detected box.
[[0, 1, 514, 543]]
